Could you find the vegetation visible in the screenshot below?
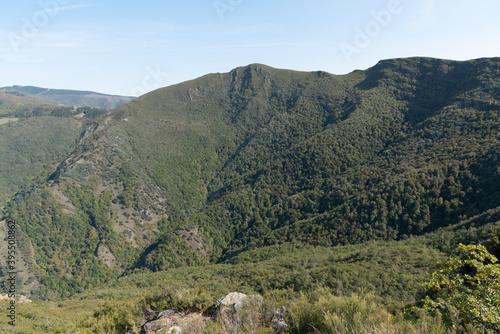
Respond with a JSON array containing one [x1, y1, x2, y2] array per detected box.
[[109, 58, 500, 270], [2, 241, 497, 333], [421, 244, 500, 330], [1, 57, 500, 332], [0, 90, 55, 115], [0, 116, 82, 203]]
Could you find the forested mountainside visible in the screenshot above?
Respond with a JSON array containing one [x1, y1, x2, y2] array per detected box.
[[0, 91, 117, 203], [2, 57, 500, 299], [1, 85, 133, 109]]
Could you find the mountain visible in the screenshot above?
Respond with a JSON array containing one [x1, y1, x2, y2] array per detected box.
[[2, 57, 500, 303], [0, 85, 134, 109]]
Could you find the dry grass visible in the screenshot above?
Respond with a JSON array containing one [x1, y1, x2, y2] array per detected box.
[[0, 117, 18, 125]]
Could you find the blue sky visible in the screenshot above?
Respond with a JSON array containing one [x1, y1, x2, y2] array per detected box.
[[1, 0, 499, 96]]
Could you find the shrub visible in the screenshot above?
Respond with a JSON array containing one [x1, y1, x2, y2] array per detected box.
[[422, 244, 500, 330], [287, 287, 393, 333]]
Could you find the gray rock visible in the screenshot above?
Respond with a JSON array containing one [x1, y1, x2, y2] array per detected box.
[[215, 292, 249, 310], [142, 319, 158, 332], [158, 309, 176, 319], [248, 294, 264, 309], [214, 292, 263, 312], [212, 291, 264, 326]]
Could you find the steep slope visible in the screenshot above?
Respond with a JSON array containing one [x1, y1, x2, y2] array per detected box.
[[1, 85, 134, 108], [4, 57, 500, 298], [0, 97, 116, 203], [0, 116, 82, 202], [0, 104, 115, 299]]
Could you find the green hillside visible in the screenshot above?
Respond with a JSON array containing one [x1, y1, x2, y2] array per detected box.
[[0, 90, 55, 115], [2, 225, 499, 333], [0, 99, 118, 204], [3, 57, 500, 311], [0, 116, 82, 202], [114, 57, 500, 269]]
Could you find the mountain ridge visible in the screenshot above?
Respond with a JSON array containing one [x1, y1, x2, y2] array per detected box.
[[1, 85, 134, 108], [2, 56, 500, 300]]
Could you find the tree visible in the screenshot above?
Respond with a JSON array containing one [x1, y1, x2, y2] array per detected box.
[[485, 227, 500, 260], [422, 243, 500, 330]]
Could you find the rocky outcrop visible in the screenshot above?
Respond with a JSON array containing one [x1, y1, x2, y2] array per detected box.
[[140, 292, 265, 333], [158, 309, 175, 318], [212, 292, 264, 319], [214, 292, 249, 311]]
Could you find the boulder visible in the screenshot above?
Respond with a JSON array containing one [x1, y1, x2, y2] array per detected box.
[[214, 292, 249, 311], [213, 292, 264, 315]]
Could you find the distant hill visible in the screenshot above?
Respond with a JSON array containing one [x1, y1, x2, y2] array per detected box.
[[0, 90, 55, 115], [0, 85, 134, 108], [3, 57, 500, 302]]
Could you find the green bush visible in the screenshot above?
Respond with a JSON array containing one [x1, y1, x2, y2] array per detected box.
[[422, 244, 500, 330], [78, 299, 142, 333]]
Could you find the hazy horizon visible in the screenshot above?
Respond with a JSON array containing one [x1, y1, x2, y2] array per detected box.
[[1, 0, 499, 96]]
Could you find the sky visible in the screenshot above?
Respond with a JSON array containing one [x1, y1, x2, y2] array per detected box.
[[1, 0, 499, 97]]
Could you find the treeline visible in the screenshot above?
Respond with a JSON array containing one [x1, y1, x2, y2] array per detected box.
[[1, 105, 109, 118]]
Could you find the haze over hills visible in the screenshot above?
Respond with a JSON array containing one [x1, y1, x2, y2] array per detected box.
[[0, 85, 134, 109], [0, 57, 500, 332]]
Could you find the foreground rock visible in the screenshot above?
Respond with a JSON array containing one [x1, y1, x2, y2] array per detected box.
[[213, 291, 263, 316], [215, 292, 251, 311], [140, 292, 264, 333]]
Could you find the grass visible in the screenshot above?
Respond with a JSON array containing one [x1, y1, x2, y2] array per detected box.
[[0, 91, 54, 115], [0, 117, 18, 125], [0, 298, 106, 333]]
